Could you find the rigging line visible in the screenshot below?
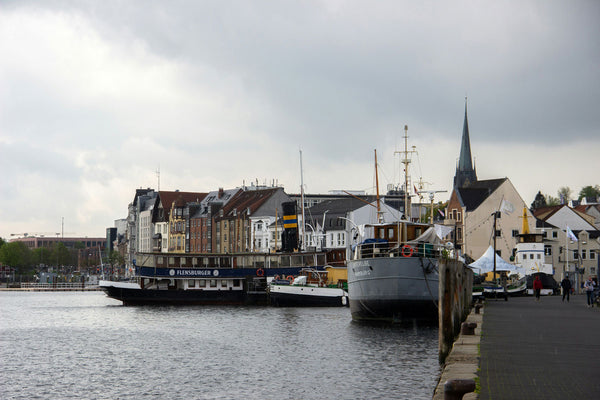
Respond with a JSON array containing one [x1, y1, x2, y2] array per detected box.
[[420, 257, 440, 311]]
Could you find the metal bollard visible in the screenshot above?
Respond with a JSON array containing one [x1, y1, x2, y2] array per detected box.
[[444, 379, 476, 400], [460, 322, 477, 335], [475, 304, 482, 314]]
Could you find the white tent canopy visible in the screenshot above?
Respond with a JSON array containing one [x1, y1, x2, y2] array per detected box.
[[468, 245, 522, 274]]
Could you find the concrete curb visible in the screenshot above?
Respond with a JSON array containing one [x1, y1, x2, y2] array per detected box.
[[432, 306, 483, 400]]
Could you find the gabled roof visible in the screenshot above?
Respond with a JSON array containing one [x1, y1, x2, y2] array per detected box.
[[305, 197, 377, 230], [456, 178, 507, 211], [306, 196, 375, 215], [132, 188, 156, 208], [156, 191, 208, 218], [220, 188, 281, 218], [532, 205, 563, 220]]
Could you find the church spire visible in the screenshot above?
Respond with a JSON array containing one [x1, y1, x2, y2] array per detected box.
[[453, 98, 478, 188]]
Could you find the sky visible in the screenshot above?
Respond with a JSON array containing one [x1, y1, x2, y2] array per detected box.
[[1, 0, 599, 240]]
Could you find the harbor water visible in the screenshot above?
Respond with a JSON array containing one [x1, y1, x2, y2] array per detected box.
[[0, 292, 440, 399]]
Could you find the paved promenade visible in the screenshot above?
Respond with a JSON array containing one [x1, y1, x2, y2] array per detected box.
[[479, 294, 600, 399]]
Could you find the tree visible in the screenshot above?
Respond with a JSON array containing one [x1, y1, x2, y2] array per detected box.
[[109, 250, 125, 267], [578, 185, 600, 200], [545, 195, 560, 206], [531, 191, 547, 210], [0, 241, 33, 276], [50, 242, 70, 266], [557, 187, 572, 204]]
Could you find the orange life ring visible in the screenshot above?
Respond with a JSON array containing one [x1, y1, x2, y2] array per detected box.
[[287, 275, 294, 282], [256, 268, 265, 277], [401, 245, 414, 257], [274, 275, 280, 280]]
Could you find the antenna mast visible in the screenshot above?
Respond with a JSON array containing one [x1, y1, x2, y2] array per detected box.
[[156, 166, 161, 191], [299, 149, 306, 251]]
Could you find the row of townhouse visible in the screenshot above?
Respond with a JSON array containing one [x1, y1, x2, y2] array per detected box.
[[119, 184, 417, 268]]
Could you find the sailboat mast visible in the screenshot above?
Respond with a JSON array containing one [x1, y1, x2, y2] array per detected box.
[[403, 125, 411, 221], [299, 149, 306, 251], [374, 149, 382, 223]]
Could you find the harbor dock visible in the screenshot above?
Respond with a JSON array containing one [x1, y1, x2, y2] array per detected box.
[[435, 294, 600, 399]]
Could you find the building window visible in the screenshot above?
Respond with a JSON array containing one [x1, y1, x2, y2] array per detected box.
[[457, 212, 461, 222], [512, 230, 519, 237], [452, 209, 457, 220], [591, 251, 596, 260], [581, 249, 586, 259], [544, 246, 552, 256], [552, 231, 558, 238], [495, 230, 502, 238], [457, 228, 462, 241]]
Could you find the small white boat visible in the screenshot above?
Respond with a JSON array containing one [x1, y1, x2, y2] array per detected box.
[[269, 268, 349, 307]]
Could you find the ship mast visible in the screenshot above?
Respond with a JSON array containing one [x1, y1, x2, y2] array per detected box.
[[299, 149, 306, 251], [374, 149, 382, 223], [404, 126, 410, 220]]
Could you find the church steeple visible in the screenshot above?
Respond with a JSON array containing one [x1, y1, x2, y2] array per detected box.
[[453, 98, 478, 188]]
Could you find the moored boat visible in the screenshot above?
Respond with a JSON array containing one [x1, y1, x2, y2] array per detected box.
[[100, 251, 328, 306], [347, 222, 444, 322], [268, 267, 349, 307]]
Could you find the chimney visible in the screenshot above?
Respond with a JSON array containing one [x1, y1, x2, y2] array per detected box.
[[218, 188, 224, 199]]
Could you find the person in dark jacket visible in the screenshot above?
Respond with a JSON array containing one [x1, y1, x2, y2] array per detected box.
[[533, 275, 543, 301], [560, 277, 572, 302]]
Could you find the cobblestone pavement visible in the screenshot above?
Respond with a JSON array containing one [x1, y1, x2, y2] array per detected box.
[[479, 294, 600, 399]]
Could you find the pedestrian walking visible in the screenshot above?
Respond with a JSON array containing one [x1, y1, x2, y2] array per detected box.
[[584, 276, 595, 307], [533, 275, 543, 301], [561, 277, 572, 302]]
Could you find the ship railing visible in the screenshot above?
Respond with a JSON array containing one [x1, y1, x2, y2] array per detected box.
[[19, 282, 99, 290], [355, 241, 443, 259]]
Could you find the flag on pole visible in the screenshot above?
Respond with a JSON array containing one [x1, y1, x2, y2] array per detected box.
[[566, 226, 578, 242], [500, 199, 514, 215]]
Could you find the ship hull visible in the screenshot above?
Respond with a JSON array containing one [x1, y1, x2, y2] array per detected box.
[[269, 285, 349, 307], [99, 281, 259, 306], [347, 256, 439, 322]]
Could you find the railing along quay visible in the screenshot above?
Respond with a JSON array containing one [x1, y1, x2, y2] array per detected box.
[[12, 283, 101, 291]]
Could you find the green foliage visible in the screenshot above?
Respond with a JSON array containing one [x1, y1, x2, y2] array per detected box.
[[545, 195, 560, 206], [557, 186, 572, 203], [530, 191, 547, 210], [50, 242, 70, 266], [578, 185, 600, 200], [0, 241, 34, 275], [109, 250, 125, 266]]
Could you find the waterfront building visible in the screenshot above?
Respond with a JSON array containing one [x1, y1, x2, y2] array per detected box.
[[149, 190, 207, 254], [533, 205, 600, 285], [187, 188, 240, 254], [214, 187, 291, 253], [125, 188, 157, 267], [573, 203, 600, 230], [445, 178, 534, 263]]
